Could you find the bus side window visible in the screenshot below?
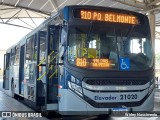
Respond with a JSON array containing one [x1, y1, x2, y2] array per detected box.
[[10, 48, 15, 66], [61, 28, 67, 46], [15, 45, 20, 65], [26, 36, 34, 63]]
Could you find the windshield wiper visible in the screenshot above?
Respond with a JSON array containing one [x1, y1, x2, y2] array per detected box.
[[125, 25, 135, 41], [87, 21, 95, 43]]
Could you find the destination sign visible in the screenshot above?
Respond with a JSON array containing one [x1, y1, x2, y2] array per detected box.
[[76, 58, 114, 68], [78, 10, 139, 24]]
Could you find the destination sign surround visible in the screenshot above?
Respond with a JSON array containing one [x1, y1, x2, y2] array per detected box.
[[79, 10, 139, 24]]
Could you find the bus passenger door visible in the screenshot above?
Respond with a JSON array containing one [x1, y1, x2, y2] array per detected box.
[[36, 26, 60, 110], [3, 53, 10, 90], [3, 54, 6, 89], [45, 25, 60, 110], [36, 31, 47, 107], [19, 45, 25, 95]]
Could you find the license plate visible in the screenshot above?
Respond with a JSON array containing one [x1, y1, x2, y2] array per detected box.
[[112, 108, 128, 112]]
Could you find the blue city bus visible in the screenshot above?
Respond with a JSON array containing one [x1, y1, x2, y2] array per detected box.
[[3, 5, 154, 115]]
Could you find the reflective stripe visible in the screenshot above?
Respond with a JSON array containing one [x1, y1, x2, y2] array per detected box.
[[37, 72, 46, 80], [49, 50, 54, 56], [50, 53, 59, 63], [49, 69, 58, 79], [38, 50, 54, 66], [37, 51, 58, 80], [38, 58, 46, 66]]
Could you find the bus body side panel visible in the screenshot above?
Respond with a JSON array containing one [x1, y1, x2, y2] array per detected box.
[[58, 89, 88, 115]]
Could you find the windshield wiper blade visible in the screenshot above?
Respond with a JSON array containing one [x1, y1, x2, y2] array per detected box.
[[125, 25, 135, 41], [87, 21, 94, 43]]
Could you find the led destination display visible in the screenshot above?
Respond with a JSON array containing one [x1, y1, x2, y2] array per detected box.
[[76, 58, 114, 68], [75, 10, 139, 24]]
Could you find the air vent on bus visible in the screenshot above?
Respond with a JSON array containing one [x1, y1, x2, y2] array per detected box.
[[85, 79, 148, 85]]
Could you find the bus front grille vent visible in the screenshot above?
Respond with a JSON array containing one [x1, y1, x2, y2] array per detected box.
[[85, 79, 148, 86]]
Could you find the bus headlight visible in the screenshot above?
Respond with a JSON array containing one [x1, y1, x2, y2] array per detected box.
[[148, 82, 155, 95], [68, 81, 83, 96]]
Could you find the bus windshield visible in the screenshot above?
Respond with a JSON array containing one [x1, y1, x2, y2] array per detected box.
[[68, 22, 153, 71]]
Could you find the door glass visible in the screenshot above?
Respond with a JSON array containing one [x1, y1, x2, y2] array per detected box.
[[3, 53, 10, 90], [3, 54, 6, 89], [47, 26, 59, 104], [37, 31, 47, 106], [19, 45, 25, 95], [39, 32, 46, 84]]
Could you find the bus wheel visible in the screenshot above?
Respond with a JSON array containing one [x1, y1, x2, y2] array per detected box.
[[11, 79, 15, 98]]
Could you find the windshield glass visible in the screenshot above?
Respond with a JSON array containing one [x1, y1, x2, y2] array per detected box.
[[68, 22, 153, 71]]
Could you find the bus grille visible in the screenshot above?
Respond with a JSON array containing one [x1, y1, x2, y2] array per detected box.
[[85, 79, 148, 85]]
